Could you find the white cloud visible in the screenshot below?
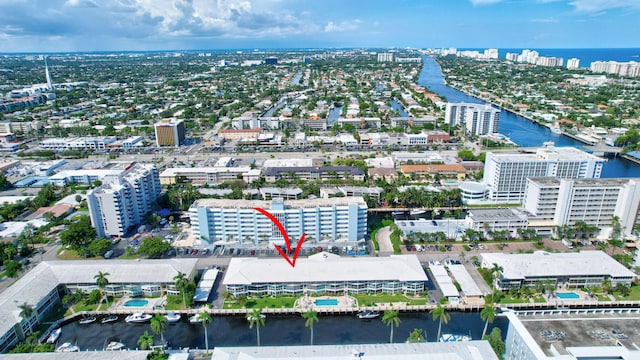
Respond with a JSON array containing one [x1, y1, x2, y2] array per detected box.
[[324, 20, 359, 33], [569, 0, 640, 12], [469, 0, 504, 5]]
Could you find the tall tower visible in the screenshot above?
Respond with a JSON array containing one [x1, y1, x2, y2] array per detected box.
[[44, 57, 53, 90]]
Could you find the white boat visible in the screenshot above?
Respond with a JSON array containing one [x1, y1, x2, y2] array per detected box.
[[101, 315, 118, 324], [78, 316, 97, 325], [189, 314, 201, 324], [125, 313, 152, 323], [56, 342, 80, 352], [46, 328, 61, 344], [409, 210, 426, 216], [165, 312, 181, 323], [357, 311, 380, 319], [105, 341, 126, 351], [439, 334, 472, 342], [551, 126, 562, 134]]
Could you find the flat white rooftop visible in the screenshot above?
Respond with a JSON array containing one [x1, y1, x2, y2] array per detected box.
[[213, 341, 499, 360], [490, 146, 603, 162], [481, 251, 635, 280], [223, 253, 427, 285], [192, 197, 366, 209]]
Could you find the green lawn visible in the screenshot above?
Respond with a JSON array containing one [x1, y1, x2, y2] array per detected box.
[[224, 296, 298, 309], [353, 294, 428, 306], [614, 284, 640, 300], [64, 302, 107, 316]]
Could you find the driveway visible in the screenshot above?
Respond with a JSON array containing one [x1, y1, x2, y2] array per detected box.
[[376, 226, 394, 255]]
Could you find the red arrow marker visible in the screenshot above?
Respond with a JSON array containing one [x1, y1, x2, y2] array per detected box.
[[254, 207, 306, 268]]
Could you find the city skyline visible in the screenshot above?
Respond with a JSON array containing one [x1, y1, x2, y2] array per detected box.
[[0, 0, 638, 53]]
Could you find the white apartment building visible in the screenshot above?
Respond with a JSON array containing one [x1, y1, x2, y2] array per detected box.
[[504, 310, 640, 360], [567, 57, 580, 69], [445, 102, 500, 136], [482, 145, 605, 202], [159, 166, 256, 185], [189, 197, 368, 244], [590, 61, 640, 77], [87, 163, 160, 238], [377, 52, 394, 62], [523, 177, 640, 236], [39, 136, 117, 151]]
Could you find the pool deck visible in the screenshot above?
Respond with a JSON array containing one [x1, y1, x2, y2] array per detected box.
[[112, 296, 166, 311], [295, 295, 356, 311]]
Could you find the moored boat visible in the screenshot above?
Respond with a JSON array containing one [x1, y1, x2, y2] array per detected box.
[[409, 209, 426, 216], [56, 342, 79, 352], [78, 316, 97, 325], [165, 312, 181, 323], [189, 314, 201, 324], [439, 334, 472, 342], [101, 315, 118, 324], [46, 328, 61, 344], [105, 341, 126, 351], [125, 313, 152, 323], [357, 311, 380, 319]]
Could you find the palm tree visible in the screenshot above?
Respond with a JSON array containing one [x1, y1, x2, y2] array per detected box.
[[18, 302, 35, 334], [137, 331, 154, 350], [381, 310, 401, 343], [247, 309, 266, 346], [480, 305, 497, 339], [173, 272, 189, 308], [198, 311, 213, 352], [150, 313, 168, 349], [93, 271, 110, 308], [302, 310, 319, 345], [430, 303, 450, 341], [490, 263, 504, 301]]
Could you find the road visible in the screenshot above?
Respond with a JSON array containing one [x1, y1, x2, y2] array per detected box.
[[376, 226, 394, 255]]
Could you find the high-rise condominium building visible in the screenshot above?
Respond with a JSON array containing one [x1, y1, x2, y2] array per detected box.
[[523, 177, 640, 235], [567, 58, 580, 69], [154, 118, 185, 147], [189, 197, 368, 244], [445, 102, 500, 136], [377, 52, 394, 62], [87, 163, 160, 238], [482, 145, 605, 202]]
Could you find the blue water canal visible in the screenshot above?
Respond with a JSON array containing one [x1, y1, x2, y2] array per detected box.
[[418, 55, 640, 178], [58, 312, 507, 351]]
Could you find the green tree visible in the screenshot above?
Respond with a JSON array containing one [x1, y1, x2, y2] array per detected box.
[[0, 173, 12, 190], [406, 328, 425, 343], [88, 238, 112, 257], [198, 311, 213, 352], [247, 309, 266, 346], [173, 272, 189, 308], [381, 310, 401, 343], [150, 313, 168, 349], [480, 305, 497, 339], [94, 271, 110, 307], [137, 236, 171, 258], [302, 310, 319, 345], [430, 303, 450, 341], [137, 331, 154, 350], [4, 260, 23, 278], [18, 302, 35, 334], [486, 327, 505, 358], [59, 215, 96, 249]]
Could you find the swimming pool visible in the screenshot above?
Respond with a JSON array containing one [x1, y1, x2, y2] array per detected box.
[[124, 299, 149, 307], [556, 292, 580, 300], [314, 299, 338, 306]]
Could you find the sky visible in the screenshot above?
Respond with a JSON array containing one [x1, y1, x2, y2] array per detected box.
[[0, 0, 638, 52]]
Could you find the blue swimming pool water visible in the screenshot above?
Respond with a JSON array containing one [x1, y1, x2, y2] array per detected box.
[[556, 292, 580, 300], [124, 299, 149, 307], [314, 299, 338, 306]]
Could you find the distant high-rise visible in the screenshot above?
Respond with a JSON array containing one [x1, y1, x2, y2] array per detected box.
[[567, 58, 580, 70], [377, 52, 394, 62], [154, 118, 185, 147], [44, 57, 53, 90], [445, 102, 500, 136]]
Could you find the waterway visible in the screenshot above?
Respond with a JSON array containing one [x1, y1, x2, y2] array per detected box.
[[418, 55, 640, 178], [390, 98, 410, 118], [58, 312, 507, 351]]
